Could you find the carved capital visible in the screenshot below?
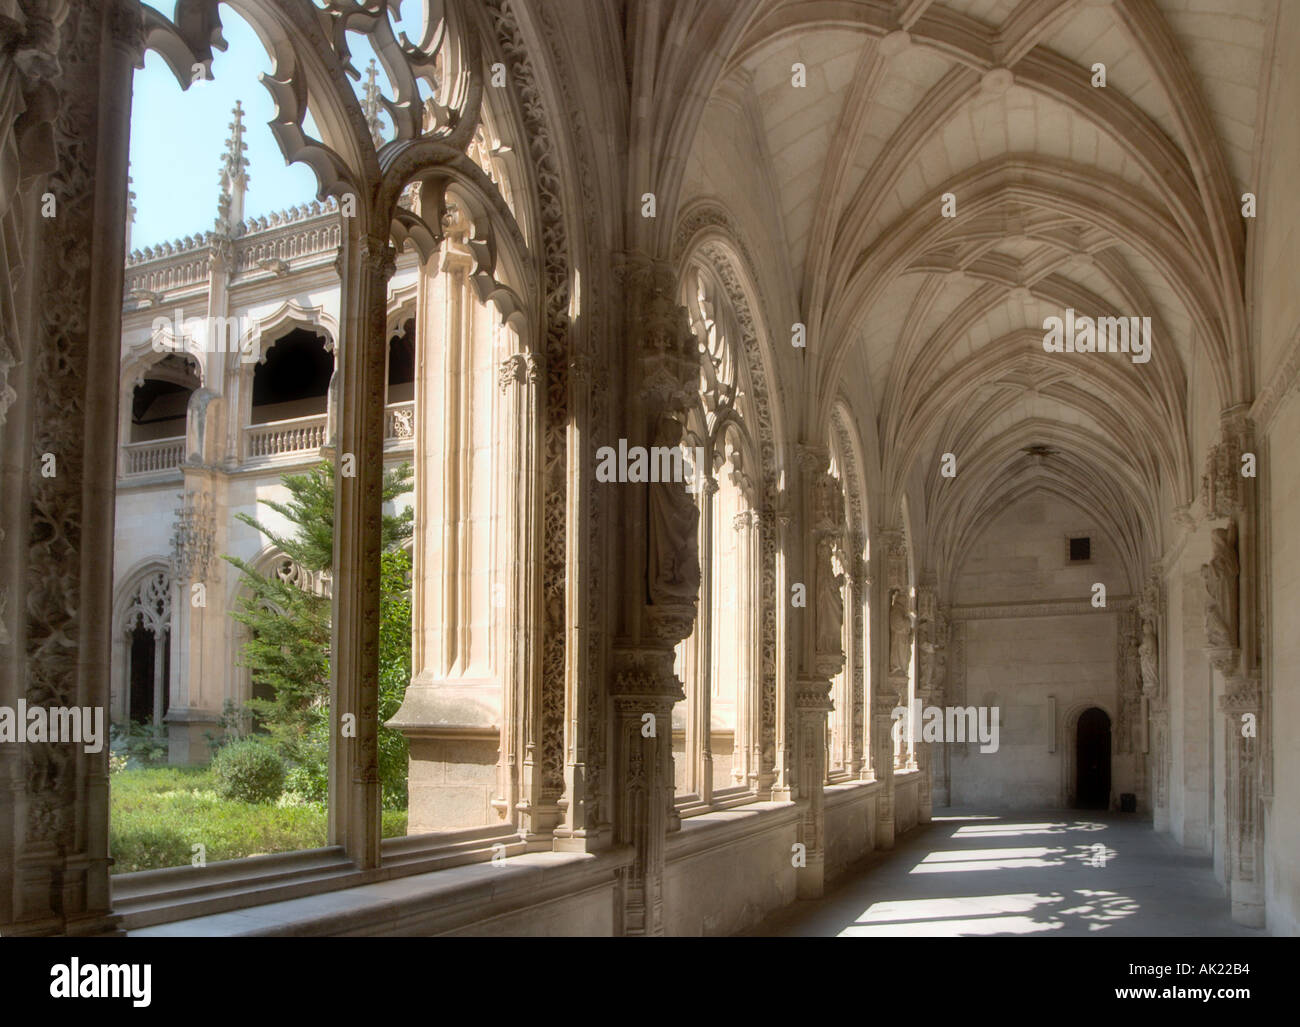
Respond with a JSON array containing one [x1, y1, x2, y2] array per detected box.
[[108, 0, 146, 60], [794, 677, 834, 712], [1205, 646, 1240, 678], [360, 239, 398, 281], [1219, 673, 1261, 716], [610, 648, 685, 707], [498, 351, 539, 391], [796, 443, 829, 476]]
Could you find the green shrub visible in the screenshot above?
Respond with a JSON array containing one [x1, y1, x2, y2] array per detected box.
[[210, 737, 285, 804], [109, 766, 408, 873], [110, 721, 169, 766]]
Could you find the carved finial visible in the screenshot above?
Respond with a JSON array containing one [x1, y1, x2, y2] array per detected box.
[[125, 172, 137, 254], [218, 100, 251, 230], [362, 58, 385, 147]]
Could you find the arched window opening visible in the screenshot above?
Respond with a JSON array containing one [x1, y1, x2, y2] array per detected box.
[[387, 317, 416, 402], [118, 570, 173, 729], [673, 264, 762, 810], [824, 446, 852, 781], [107, 0, 527, 882], [129, 353, 200, 443], [250, 328, 333, 424]]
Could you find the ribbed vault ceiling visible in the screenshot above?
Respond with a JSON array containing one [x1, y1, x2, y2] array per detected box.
[[678, 0, 1273, 591]]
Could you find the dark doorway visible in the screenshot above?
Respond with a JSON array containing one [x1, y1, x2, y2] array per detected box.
[[1075, 707, 1111, 809], [128, 626, 170, 725]]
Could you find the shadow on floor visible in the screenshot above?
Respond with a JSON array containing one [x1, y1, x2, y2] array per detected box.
[[745, 809, 1263, 937]]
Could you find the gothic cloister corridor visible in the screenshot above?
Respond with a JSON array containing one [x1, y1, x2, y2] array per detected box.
[[753, 811, 1262, 937], [2, 0, 1299, 972]]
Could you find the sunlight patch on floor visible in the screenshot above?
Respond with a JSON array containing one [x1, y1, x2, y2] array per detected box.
[[837, 892, 1065, 936], [911, 849, 1066, 873]]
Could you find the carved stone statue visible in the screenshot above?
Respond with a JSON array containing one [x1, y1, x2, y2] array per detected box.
[[1201, 523, 1238, 649], [1139, 616, 1158, 694], [888, 589, 913, 675], [815, 539, 844, 656], [812, 472, 845, 657], [646, 412, 700, 607]]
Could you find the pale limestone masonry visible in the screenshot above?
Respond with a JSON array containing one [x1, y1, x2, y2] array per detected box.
[[0, 0, 1297, 937]]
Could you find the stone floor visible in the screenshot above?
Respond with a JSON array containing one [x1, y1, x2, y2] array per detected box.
[[750, 810, 1264, 937]]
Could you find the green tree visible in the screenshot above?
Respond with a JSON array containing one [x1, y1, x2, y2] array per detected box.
[[224, 460, 414, 809]]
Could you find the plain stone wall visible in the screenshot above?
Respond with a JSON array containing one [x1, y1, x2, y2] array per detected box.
[[952, 613, 1120, 807], [662, 810, 799, 935], [1267, 399, 1300, 933], [443, 883, 616, 936], [824, 783, 877, 880], [951, 494, 1133, 809], [894, 773, 919, 832]]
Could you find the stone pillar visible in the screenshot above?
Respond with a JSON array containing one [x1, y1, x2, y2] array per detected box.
[[1199, 408, 1265, 926], [1138, 573, 1164, 824], [1220, 673, 1264, 927], [689, 474, 717, 803], [847, 541, 869, 781], [166, 483, 220, 762], [495, 349, 546, 838], [915, 579, 937, 823], [389, 211, 505, 835], [872, 528, 910, 848], [610, 650, 682, 935], [791, 445, 843, 897], [609, 256, 699, 934], [327, 230, 391, 868], [931, 606, 951, 807], [0, 0, 143, 935], [733, 506, 760, 789]]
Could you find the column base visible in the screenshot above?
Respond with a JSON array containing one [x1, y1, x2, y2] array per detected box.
[[797, 854, 825, 899], [1230, 879, 1265, 928], [386, 676, 503, 834], [163, 707, 220, 764]]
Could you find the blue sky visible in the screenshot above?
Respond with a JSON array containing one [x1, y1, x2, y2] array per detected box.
[[128, 3, 418, 250]]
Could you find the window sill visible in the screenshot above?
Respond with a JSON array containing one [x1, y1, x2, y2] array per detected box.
[[112, 823, 523, 931]]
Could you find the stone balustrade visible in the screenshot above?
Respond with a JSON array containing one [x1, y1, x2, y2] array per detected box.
[[244, 414, 328, 460], [120, 436, 185, 477]]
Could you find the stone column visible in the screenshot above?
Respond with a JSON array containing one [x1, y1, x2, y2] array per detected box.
[[166, 484, 220, 761], [1138, 573, 1164, 824], [687, 474, 717, 802], [609, 256, 699, 934], [0, 0, 143, 935], [733, 507, 759, 789], [871, 528, 909, 848], [915, 579, 937, 823], [327, 230, 391, 869], [1200, 407, 1265, 926], [931, 605, 951, 806], [389, 211, 507, 835], [1220, 673, 1263, 927], [847, 542, 869, 781], [791, 445, 843, 898], [495, 350, 544, 837]]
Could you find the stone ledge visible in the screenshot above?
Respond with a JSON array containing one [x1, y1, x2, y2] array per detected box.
[[666, 800, 799, 864], [130, 847, 632, 937], [823, 778, 880, 808]]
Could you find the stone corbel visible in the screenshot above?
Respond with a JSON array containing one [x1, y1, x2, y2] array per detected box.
[[1201, 406, 1254, 519]]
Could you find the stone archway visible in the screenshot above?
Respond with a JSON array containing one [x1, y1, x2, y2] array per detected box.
[[1075, 707, 1112, 811], [1061, 702, 1116, 810]]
